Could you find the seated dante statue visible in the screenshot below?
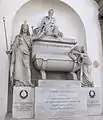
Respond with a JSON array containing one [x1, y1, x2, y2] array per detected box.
[[33, 9, 63, 38]]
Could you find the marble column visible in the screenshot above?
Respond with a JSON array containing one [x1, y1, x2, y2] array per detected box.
[[94, 0, 103, 114], [95, 0, 103, 43]]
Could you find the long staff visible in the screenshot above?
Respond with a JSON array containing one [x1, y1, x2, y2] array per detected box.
[[3, 17, 9, 52], [3, 17, 13, 87], [3, 17, 13, 113]]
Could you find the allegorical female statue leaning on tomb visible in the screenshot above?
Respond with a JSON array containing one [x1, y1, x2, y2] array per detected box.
[[6, 21, 34, 87]]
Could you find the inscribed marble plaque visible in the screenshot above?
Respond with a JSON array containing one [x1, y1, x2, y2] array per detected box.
[[87, 87, 101, 115], [35, 87, 87, 120], [12, 87, 34, 119]]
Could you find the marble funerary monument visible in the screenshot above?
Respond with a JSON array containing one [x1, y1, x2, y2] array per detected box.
[[2, 2, 102, 119], [8, 9, 93, 87]]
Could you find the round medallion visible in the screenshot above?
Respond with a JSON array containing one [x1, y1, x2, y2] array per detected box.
[[19, 90, 28, 99], [89, 90, 95, 98], [93, 61, 99, 68]]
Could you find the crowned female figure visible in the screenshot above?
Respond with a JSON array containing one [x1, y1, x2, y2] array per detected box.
[[9, 21, 33, 86]]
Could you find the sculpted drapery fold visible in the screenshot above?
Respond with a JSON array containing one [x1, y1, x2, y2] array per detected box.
[[9, 21, 34, 87]]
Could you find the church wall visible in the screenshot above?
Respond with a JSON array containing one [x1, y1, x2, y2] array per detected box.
[[0, 0, 102, 117], [0, 1, 9, 118]]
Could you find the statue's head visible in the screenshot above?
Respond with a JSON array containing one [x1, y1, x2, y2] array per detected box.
[[81, 46, 86, 52], [20, 20, 30, 36], [73, 46, 80, 52], [48, 9, 54, 17]]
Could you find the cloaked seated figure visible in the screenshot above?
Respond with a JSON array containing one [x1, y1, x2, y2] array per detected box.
[[33, 9, 63, 38]]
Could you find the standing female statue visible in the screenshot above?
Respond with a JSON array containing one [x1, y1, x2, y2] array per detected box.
[[8, 21, 33, 86]]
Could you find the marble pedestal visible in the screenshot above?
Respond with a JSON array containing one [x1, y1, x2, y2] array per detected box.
[[35, 80, 101, 120], [87, 87, 101, 115], [38, 80, 81, 87], [12, 87, 35, 119]]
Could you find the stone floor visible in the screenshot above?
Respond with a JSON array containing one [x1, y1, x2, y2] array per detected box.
[[3, 110, 103, 120], [2, 115, 103, 120]]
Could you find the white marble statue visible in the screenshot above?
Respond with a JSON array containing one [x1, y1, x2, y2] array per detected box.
[[33, 9, 63, 38], [69, 46, 94, 87], [31, 9, 94, 87], [7, 21, 34, 87]]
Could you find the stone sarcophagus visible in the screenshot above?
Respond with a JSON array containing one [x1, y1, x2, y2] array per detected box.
[[32, 37, 77, 80], [31, 9, 93, 87]]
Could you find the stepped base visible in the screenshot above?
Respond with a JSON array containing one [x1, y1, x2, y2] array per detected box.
[[38, 80, 81, 87], [4, 114, 103, 120]]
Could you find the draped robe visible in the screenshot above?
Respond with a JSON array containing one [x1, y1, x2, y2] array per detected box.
[[10, 35, 32, 86]]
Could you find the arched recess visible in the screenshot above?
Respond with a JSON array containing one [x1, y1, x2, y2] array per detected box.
[[11, 0, 87, 47]]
